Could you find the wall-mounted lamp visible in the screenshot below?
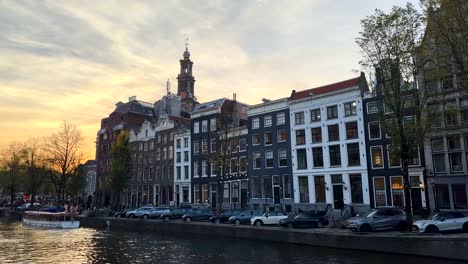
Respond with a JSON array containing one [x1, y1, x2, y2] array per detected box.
[[419, 181, 425, 191]]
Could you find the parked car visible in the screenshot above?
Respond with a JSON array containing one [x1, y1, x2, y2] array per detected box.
[[160, 208, 194, 221], [346, 207, 406, 232], [209, 210, 242, 224], [228, 210, 261, 225], [279, 211, 328, 228], [181, 209, 214, 222], [17, 202, 41, 211], [141, 207, 171, 219], [114, 209, 130, 218], [126, 207, 154, 218], [412, 211, 468, 233], [251, 211, 288, 226]]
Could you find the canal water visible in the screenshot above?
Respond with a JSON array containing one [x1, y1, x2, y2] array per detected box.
[[0, 220, 463, 264]]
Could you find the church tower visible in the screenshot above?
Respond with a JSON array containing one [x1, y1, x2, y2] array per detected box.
[[177, 40, 197, 113]]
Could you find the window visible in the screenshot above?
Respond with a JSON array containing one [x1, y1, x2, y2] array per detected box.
[[210, 139, 216, 153], [202, 184, 210, 203], [194, 141, 199, 154], [298, 176, 309, 203], [202, 160, 207, 176], [328, 124, 339, 141], [265, 150, 273, 168], [447, 135, 461, 150], [374, 177, 387, 207], [252, 117, 260, 129], [462, 110, 468, 125], [194, 122, 199, 134], [433, 154, 446, 173], [176, 139, 181, 149], [431, 138, 444, 152], [184, 151, 189, 162], [436, 184, 450, 209], [265, 132, 273, 145], [176, 166, 181, 180], [371, 146, 383, 168], [309, 108, 321, 122], [194, 161, 199, 177], [168, 146, 173, 160], [388, 146, 401, 167], [230, 158, 238, 174], [329, 145, 341, 166], [252, 176, 260, 198], [263, 176, 272, 198], [194, 185, 200, 203], [240, 157, 247, 172], [296, 149, 308, 170], [163, 147, 167, 160], [253, 152, 261, 169], [176, 152, 181, 162], [156, 148, 161, 160], [312, 147, 323, 168], [210, 118, 217, 131], [310, 127, 322, 143], [223, 183, 230, 203], [314, 176, 326, 203], [202, 120, 208, 133], [295, 112, 304, 125], [391, 177, 404, 208], [369, 122, 381, 140], [452, 184, 467, 209], [347, 143, 360, 166], [327, 105, 338, 119], [295, 129, 306, 145], [277, 130, 286, 142], [264, 115, 272, 127], [450, 153, 463, 172], [278, 149, 287, 167], [276, 112, 285, 125], [184, 137, 189, 148], [239, 138, 246, 152], [149, 141, 154, 150], [252, 134, 260, 145], [441, 77, 453, 91], [231, 182, 239, 203], [350, 174, 363, 203], [367, 102, 378, 114], [184, 166, 189, 180], [231, 139, 238, 153], [346, 122, 358, 139], [409, 148, 420, 166], [344, 102, 357, 116], [283, 175, 292, 199]]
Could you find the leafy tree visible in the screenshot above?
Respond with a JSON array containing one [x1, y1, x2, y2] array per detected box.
[[356, 3, 425, 230], [0, 143, 26, 207], [110, 131, 132, 209], [420, 0, 468, 94], [44, 121, 84, 201], [67, 164, 87, 199]]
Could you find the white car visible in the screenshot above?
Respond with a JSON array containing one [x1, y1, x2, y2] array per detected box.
[[412, 211, 468, 233], [125, 207, 154, 218], [251, 211, 288, 226]]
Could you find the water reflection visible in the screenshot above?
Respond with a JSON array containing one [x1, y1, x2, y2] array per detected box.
[[0, 220, 463, 264]]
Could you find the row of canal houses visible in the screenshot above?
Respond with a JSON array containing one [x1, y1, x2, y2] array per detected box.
[[95, 45, 467, 214]]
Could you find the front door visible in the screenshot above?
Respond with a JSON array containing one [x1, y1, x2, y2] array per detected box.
[[273, 186, 281, 205], [333, 185, 344, 210], [411, 188, 423, 212]]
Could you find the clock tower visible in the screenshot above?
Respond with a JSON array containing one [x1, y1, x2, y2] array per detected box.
[[177, 40, 197, 113]]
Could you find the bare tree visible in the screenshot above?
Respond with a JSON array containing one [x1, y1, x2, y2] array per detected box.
[[44, 121, 84, 201], [23, 138, 48, 206]]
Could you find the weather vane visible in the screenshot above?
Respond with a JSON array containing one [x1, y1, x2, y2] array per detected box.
[[185, 38, 189, 51]]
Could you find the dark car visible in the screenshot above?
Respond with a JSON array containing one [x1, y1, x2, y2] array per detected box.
[[227, 210, 261, 225], [345, 207, 406, 232], [209, 210, 242, 224], [160, 208, 194, 221], [279, 211, 329, 228], [114, 209, 130, 218], [181, 209, 214, 222], [141, 207, 171, 219]]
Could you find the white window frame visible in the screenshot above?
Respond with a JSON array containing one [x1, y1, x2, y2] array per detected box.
[[276, 112, 285, 125], [370, 145, 384, 169], [367, 101, 378, 114], [368, 121, 381, 140], [202, 120, 208, 133], [210, 118, 217, 131], [252, 117, 260, 129], [373, 176, 387, 208], [264, 115, 272, 127], [387, 144, 402, 168], [194, 122, 200, 134], [390, 176, 405, 207], [265, 150, 273, 168], [278, 149, 287, 167], [277, 129, 286, 142]]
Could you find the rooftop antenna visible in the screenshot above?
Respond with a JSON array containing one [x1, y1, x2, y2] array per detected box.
[[185, 38, 189, 51]]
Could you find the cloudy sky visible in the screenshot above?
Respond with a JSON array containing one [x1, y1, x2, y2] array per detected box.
[[0, 0, 419, 158]]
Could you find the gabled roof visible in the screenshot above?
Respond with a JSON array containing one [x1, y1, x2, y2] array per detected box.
[[289, 75, 366, 101], [192, 98, 227, 112]]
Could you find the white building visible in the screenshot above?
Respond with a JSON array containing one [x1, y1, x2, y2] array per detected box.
[[174, 129, 192, 206], [289, 74, 371, 211]]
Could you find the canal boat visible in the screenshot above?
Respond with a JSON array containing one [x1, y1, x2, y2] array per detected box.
[[23, 211, 80, 229]]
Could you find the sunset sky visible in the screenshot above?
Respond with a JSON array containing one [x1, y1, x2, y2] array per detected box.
[[0, 0, 419, 159]]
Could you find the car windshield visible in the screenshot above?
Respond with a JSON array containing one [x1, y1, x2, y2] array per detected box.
[[365, 210, 379, 218]]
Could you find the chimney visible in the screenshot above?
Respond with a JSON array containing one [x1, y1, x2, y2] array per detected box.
[[129, 96, 137, 102]]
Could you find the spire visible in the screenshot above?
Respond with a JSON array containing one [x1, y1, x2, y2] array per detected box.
[[166, 79, 171, 95], [183, 38, 190, 59]]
